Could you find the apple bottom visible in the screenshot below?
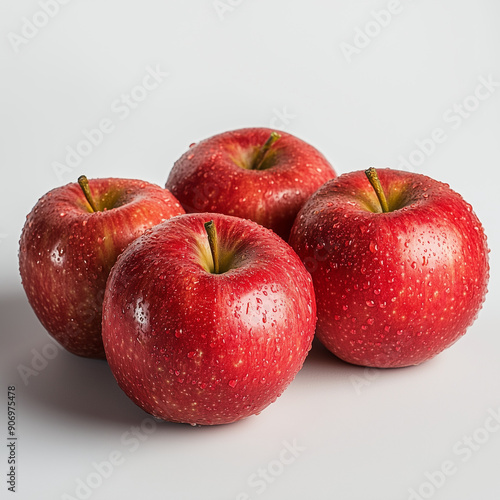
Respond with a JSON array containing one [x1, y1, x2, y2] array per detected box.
[[312, 267, 486, 369], [103, 273, 314, 426], [104, 281, 313, 426], [108, 339, 308, 426]]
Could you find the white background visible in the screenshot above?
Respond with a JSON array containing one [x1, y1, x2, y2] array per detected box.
[[1, 1, 500, 499]]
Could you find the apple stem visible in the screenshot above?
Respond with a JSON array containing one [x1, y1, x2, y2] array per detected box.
[[78, 175, 99, 213], [252, 131, 281, 170], [365, 167, 389, 213], [204, 220, 220, 274]]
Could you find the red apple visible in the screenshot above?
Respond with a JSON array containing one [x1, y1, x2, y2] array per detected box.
[[289, 168, 489, 368], [165, 127, 336, 239], [102, 212, 316, 425], [19, 176, 185, 359]]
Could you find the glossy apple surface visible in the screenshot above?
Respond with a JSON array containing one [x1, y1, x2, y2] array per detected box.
[[289, 168, 489, 368], [102, 212, 316, 425], [19, 178, 185, 359], [165, 127, 336, 239]]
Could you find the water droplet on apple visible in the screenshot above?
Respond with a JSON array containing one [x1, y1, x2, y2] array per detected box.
[[187, 351, 195, 359]]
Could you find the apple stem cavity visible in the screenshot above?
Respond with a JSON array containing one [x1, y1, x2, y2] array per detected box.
[[365, 167, 389, 213], [252, 131, 281, 170], [204, 220, 220, 274], [78, 175, 99, 213]]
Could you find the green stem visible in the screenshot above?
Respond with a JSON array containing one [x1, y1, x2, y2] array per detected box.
[[365, 167, 389, 213], [78, 175, 99, 213], [204, 220, 220, 274], [252, 131, 281, 170]]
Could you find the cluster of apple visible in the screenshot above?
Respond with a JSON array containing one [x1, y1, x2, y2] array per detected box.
[[19, 127, 490, 426]]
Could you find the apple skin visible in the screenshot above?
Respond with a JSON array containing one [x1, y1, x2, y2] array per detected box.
[[19, 178, 185, 359], [165, 127, 336, 240], [289, 168, 489, 368], [102, 212, 316, 425]]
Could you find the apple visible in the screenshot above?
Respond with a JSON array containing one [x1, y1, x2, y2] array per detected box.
[[289, 167, 490, 368], [19, 176, 185, 359], [102, 212, 316, 425], [165, 127, 336, 239]]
